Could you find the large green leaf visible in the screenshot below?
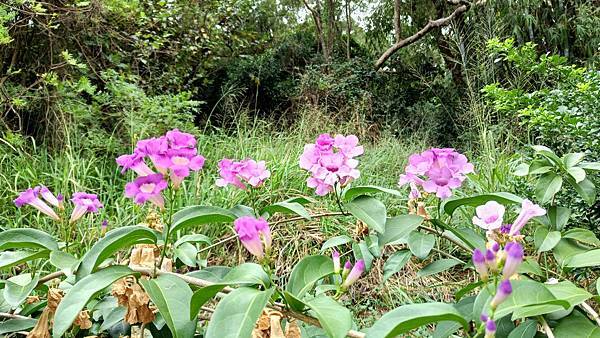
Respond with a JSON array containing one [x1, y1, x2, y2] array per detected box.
[[579, 162, 600, 171], [3, 273, 39, 307], [49, 250, 78, 275], [76, 225, 158, 280], [532, 145, 562, 166], [174, 242, 198, 267], [353, 240, 374, 270], [260, 201, 311, 220], [563, 153, 586, 168], [378, 215, 424, 246], [53, 265, 136, 338], [567, 167, 586, 183], [205, 287, 274, 338], [552, 239, 589, 267], [286, 255, 334, 298], [562, 228, 600, 247], [563, 249, 600, 268], [430, 219, 482, 250], [345, 195, 386, 233], [417, 259, 461, 278], [0, 318, 37, 335], [320, 235, 353, 253], [547, 206, 571, 230], [305, 296, 352, 338], [535, 172, 562, 204], [170, 205, 236, 234], [382, 250, 412, 282], [186, 266, 231, 282], [367, 302, 468, 338], [0, 250, 48, 270], [546, 281, 592, 306], [495, 280, 569, 319], [534, 226, 561, 252], [407, 232, 435, 259], [441, 192, 522, 216], [507, 319, 537, 338], [554, 310, 600, 338], [140, 274, 196, 338], [568, 177, 597, 206], [0, 228, 58, 251], [343, 185, 402, 202]]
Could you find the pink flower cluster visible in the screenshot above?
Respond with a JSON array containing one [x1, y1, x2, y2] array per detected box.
[[216, 158, 270, 189], [14, 186, 102, 223], [398, 148, 474, 199], [299, 134, 363, 196], [117, 129, 205, 208]]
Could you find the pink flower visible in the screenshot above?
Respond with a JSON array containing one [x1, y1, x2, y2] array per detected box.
[[33, 185, 63, 209], [332, 250, 341, 274], [156, 149, 205, 188], [165, 129, 196, 150], [398, 148, 474, 199], [234, 216, 271, 259], [342, 259, 365, 289], [124, 173, 168, 209], [14, 188, 60, 221], [342, 261, 352, 279], [116, 151, 154, 176], [136, 136, 169, 173], [509, 199, 546, 236], [70, 192, 103, 223], [216, 158, 270, 189], [472, 201, 505, 230], [300, 134, 363, 196]]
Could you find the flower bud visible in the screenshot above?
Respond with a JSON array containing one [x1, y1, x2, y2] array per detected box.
[[484, 319, 496, 338], [491, 279, 512, 309], [502, 242, 523, 279], [342, 261, 352, 279], [342, 259, 365, 289], [332, 250, 341, 274], [485, 249, 497, 271], [472, 248, 488, 280]]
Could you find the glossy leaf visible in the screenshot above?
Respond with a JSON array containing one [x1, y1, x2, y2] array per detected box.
[[53, 266, 136, 338], [0, 228, 58, 251], [306, 296, 352, 338], [49, 250, 78, 274], [0, 250, 48, 270], [532, 145, 562, 166], [320, 235, 353, 253], [535, 172, 562, 204], [507, 319, 537, 338], [407, 232, 435, 259], [286, 255, 334, 298], [345, 195, 386, 233], [455, 281, 484, 301], [4, 274, 39, 307], [441, 192, 522, 216], [76, 225, 157, 280], [417, 259, 461, 278], [569, 177, 596, 206], [343, 185, 401, 202], [563, 249, 600, 268], [382, 250, 412, 282], [367, 302, 468, 338], [563, 153, 585, 168], [140, 274, 196, 338], [260, 201, 311, 220], [174, 234, 211, 248], [517, 258, 544, 277], [547, 206, 571, 230], [0, 318, 37, 335], [562, 228, 600, 247], [495, 280, 569, 319], [567, 167, 586, 183], [378, 215, 424, 246], [546, 281, 592, 306], [353, 240, 374, 270], [174, 242, 198, 267], [579, 162, 600, 171], [205, 287, 274, 338], [170, 205, 236, 235], [553, 310, 600, 338], [534, 227, 561, 252]]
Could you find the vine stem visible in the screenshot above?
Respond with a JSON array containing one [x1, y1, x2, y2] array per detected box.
[[538, 315, 555, 338]]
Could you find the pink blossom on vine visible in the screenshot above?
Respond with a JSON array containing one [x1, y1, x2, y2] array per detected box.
[[14, 188, 60, 221]]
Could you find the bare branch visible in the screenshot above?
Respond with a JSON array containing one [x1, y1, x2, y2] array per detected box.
[[374, 2, 470, 70]]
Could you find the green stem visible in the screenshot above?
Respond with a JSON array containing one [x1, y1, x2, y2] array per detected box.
[[333, 184, 347, 216], [156, 187, 178, 275]]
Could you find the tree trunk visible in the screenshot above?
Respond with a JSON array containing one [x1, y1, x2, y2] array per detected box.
[[346, 0, 351, 59], [393, 0, 401, 42], [432, 0, 466, 87], [303, 0, 328, 61], [325, 0, 336, 62]]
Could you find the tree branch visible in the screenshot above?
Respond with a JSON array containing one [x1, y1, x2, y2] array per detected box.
[[374, 1, 470, 70]]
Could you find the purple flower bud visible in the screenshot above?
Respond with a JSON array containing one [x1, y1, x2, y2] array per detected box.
[[491, 241, 500, 253], [332, 250, 341, 274], [480, 314, 488, 322], [101, 220, 108, 235], [485, 249, 496, 270], [502, 242, 523, 279], [472, 248, 488, 280], [491, 279, 512, 308], [342, 259, 365, 289], [485, 319, 496, 338]]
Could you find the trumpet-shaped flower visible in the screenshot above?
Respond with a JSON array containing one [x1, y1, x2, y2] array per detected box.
[[300, 134, 363, 196], [472, 248, 488, 280], [398, 148, 474, 199], [14, 188, 60, 221], [216, 158, 271, 189], [156, 149, 205, 188], [33, 185, 63, 209], [124, 174, 168, 209], [116, 151, 154, 176], [509, 199, 546, 236], [472, 201, 505, 230], [491, 279, 512, 308], [342, 259, 365, 289], [502, 242, 524, 279], [165, 129, 197, 150], [234, 216, 271, 259], [70, 192, 103, 223]]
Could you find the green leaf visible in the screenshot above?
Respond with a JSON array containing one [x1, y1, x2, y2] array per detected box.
[[441, 192, 522, 216], [495, 280, 569, 319], [546, 281, 592, 306], [378, 215, 424, 246], [383, 250, 412, 282], [597, 278, 600, 296], [547, 206, 571, 230], [0, 318, 37, 335], [455, 281, 483, 301], [286, 255, 334, 298], [205, 287, 275, 338], [76, 225, 157, 280], [367, 302, 468, 338], [174, 234, 211, 248], [567, 167, 586, 183], [229, 204, 255, 218], [171, 205, 236, 234], [0, 250, 48, 270], [562, 228, 600, 247], [49, 251, 78, 274], [563, 153, 585, 168], [578, 162, 600, 171], [53, 266, 136, 338], [305, 296, 352, 338], [345, 195, 386, 233], [186, 266, 231, 282], [535, 172, 562, 204], [260, 201, 311, 220], [4, 274, 39, 307], [507, 319, 537, 338], [140, 274, 196, 338], [408, 232, 435, 259], [417, 259, 461, 278], [528, 158, 553, 175], [517, 258, 544, 277], [320, 235, 353, 253], [569, 177, 597, 206], [0, 228, 58, 251], [343, 185, 401, 202], [513, 163, 530, 176], [563, 249, 600, 268], [554, 310, 600, 338], [174, 242, 198, 267], [442, 226, 486, 251], [532, 145, 562, 166], [534, 227, 561, 252], [353, 240, 374, 270]]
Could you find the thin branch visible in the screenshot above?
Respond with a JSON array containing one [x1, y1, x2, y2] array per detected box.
[[0, 312, 30, 320], [420, 224, 472, 253], [538, 315, 555, 338], [374, 2, 470, 70], [580, 302, 600, 326]]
